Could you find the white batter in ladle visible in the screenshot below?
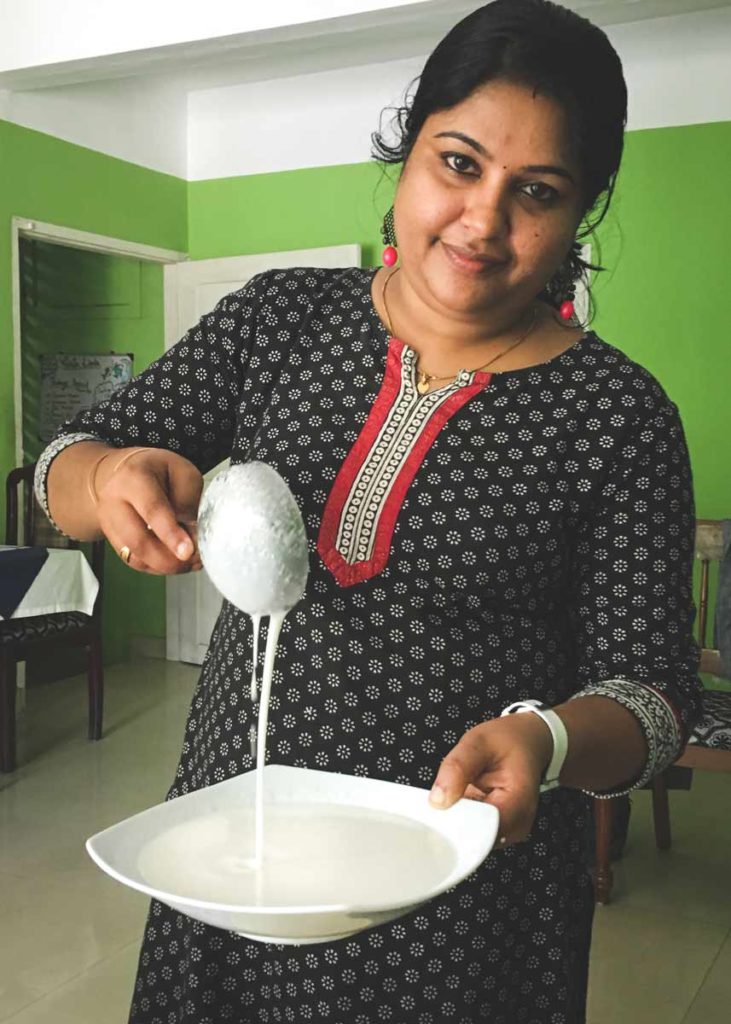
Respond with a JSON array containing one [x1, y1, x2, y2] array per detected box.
[[197, 462, 309, 865]]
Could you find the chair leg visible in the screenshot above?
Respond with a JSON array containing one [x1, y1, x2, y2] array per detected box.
[[594, 798, 614, 904], [87, 637, 104, 741], [0, 652, 18, 772], [651, 771, 672, 851]]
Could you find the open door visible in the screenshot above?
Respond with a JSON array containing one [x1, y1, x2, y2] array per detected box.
[[164, 245, 361, 664]]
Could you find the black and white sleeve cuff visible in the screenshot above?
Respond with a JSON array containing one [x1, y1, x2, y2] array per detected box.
[[568, 679, 682, 799], [34, 432, 106, 537]]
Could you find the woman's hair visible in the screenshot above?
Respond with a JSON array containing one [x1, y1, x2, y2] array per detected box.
[[372, 0, 628, 318]]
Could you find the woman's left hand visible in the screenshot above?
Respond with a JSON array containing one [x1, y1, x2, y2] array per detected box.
[[429, 713, 556, 846]]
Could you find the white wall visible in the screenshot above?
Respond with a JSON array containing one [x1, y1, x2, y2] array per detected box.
[[188, 5, 731, 180], [0, 0, 423, 74], [5, 78, 188, 177], [187, 57, 422, 179], [607, 7, 731, 131]]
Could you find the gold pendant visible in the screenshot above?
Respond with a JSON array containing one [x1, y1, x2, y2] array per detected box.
[[417, 375, 430, 395]]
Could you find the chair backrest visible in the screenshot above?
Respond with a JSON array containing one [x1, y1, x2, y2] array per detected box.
[[5, 462, 105, 621], [695, 519, 724, 676], [5, 464, 37, 547]]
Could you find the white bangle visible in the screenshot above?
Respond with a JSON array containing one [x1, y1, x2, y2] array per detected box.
[[500, 699, 568, 792]]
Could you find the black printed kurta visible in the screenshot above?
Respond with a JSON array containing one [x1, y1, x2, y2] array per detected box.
[[39, 267, 702, 1023]]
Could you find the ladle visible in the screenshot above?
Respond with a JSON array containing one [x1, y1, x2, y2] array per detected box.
[[197, 461, 309, 618]]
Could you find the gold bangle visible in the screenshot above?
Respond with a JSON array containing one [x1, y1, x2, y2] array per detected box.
[[87, 450, 115, 507], [87, 446, 155, 506]]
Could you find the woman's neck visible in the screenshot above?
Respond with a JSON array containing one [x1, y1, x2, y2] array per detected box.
[[376, 266, 531, 353], [371, 266, 582, 377]]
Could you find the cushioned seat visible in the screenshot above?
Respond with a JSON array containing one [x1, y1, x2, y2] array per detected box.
[[0, 611, 91, 645], [688, 690, 731, 750]]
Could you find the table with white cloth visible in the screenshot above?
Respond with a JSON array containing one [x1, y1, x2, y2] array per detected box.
[[0, 545, 99, 711]]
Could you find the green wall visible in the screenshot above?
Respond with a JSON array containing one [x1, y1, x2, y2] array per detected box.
[[1, 117, 728, 679], [0, 119, 186, 661], [590, 122, 730, 521], [187, 162, 393, 265]]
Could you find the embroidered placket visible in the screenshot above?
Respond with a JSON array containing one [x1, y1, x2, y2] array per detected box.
[[317, 337, 491, 586]]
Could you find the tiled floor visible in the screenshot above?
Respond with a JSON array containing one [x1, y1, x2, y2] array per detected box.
[[0, 658, 729, 1023]]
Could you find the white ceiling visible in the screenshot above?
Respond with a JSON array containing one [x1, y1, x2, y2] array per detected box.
[[2, 0, 730, 95]]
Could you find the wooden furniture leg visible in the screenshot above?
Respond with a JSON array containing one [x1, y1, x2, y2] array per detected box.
[[87, 637, 104, 741], [0, 652, 18, 772], [594, 798, 614, 904], [651, 771, 672, 850]]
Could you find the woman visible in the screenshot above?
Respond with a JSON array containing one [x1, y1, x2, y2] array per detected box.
[[37, 1, 701, 1021]]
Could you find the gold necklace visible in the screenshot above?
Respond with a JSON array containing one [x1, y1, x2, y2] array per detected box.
[[381, 268, 538, 395]]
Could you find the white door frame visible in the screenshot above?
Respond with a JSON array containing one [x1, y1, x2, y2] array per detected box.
[[10, 215, 187, 467]]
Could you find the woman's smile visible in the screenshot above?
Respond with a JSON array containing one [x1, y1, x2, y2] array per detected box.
[[440, 240, 508, 276]]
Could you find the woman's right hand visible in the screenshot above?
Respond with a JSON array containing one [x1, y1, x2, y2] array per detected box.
[[93, 447, 204, 575]]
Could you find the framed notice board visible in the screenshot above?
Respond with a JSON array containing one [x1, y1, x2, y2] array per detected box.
[[39, 352, 133, 442]]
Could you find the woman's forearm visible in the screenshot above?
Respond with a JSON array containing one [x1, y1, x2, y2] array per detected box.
[[553, 696, 647, 793], [46, 440, 113, 540]]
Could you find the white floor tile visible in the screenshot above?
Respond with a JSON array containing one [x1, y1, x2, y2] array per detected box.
[[1, 942, 140, 1024], [681, 929, 731, 1024], [589, 905, 729, 1024]]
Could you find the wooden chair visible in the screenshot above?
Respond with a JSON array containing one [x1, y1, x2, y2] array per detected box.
[[0, 464, 105, 772], [593, 518, 730, 903]]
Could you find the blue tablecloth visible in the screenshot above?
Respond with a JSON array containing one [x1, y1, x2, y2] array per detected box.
[[0, 547, 49, 619]]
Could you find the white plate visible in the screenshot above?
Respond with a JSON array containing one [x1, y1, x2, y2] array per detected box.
[[86, 765, 499, 945]]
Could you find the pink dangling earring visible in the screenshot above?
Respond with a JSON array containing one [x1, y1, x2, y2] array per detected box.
[[383, 246, 398, 268], [381, 207, 398, 267], [556, 276, 573, 319], [556, 244, 580, 320]]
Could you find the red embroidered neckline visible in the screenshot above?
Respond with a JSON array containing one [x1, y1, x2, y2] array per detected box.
[[317, 337, 491, 587]]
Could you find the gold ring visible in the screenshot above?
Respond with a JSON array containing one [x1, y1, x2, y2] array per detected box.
[[119, 545, 131, 565]]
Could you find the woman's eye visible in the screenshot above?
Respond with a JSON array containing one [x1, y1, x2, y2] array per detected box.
[[442, 152, 479, 177], [520, 182, 559, 203]]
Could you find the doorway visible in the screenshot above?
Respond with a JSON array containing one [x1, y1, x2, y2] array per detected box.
[[9, 217, 187, 687]]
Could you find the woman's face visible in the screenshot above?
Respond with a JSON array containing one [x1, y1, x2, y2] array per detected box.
[[394, 78, 586, 318]]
